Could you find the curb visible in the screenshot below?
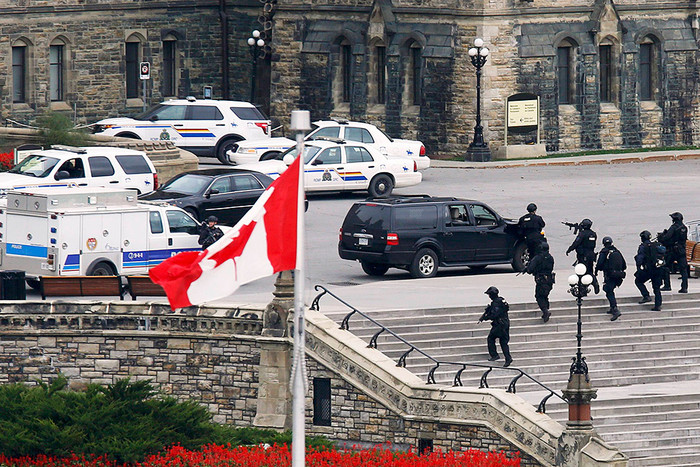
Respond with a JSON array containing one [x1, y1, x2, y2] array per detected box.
[[432, 152, 700, 169]]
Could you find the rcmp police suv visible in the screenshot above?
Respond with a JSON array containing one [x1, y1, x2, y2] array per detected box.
[[0, 187, 213, 279], [0, 145, 158, 195], [93, 97, 271, 164], [235, 139, 422, 197]]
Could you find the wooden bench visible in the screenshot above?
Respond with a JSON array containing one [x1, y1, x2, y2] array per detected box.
[[40, 276, 124, 300], [126, 275, 167, 300], [687, 240, 700, 277]]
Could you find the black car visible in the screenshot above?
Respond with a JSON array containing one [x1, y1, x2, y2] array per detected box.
[[338, 195, 528, 278], [139, 168, 274, 226]]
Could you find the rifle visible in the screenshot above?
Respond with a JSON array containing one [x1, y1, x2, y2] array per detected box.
[[562, 221, 580, 235]]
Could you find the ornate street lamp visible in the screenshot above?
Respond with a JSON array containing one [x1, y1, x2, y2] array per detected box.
[[466, 38, 492, 162], [247, 30, 265, 103], [562, 263, 598, 430]]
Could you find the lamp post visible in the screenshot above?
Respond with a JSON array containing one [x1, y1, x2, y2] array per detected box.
[[247, 30, 265, 104], [466, 38, 492, 162], [562, 263, 598, 430]]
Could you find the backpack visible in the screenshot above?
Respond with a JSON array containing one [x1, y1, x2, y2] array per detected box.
[[646, 241, 666, 269]]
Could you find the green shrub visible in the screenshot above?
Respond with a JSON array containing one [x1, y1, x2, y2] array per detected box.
[[0, 376, 332, 462], [36, 112, 89, 147]]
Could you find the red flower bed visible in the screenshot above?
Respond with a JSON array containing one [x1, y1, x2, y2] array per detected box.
[[0, 151, 14, 171], [0, 444, 520, 467]]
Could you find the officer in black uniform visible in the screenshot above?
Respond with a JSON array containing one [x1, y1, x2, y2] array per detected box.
[[518, 203, 546, 258], [526, 242, 554, 322], [595, 236, 626, 321], [658, 212, 689, 293], [566, 218, 600, 294], [198, 215, 224, 249], [478, 286, 513, 367], [635, 230, 663, 311]]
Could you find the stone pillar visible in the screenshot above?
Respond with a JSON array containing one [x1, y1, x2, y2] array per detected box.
[[262, 270, 294, 337], [253, 270, 295, 430], [580, 44, 602, 149], [253, 340, 292, 430], [562, 373, 597, 430]]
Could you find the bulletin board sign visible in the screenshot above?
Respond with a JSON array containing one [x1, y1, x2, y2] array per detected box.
[[507, 93, 539, 134]]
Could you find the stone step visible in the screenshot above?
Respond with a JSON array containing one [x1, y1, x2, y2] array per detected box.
[[369, 335, 700, 363], [324, 292, 700, 466]]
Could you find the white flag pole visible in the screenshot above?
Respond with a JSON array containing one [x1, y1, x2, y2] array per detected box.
[[290, 110, 310, 467]]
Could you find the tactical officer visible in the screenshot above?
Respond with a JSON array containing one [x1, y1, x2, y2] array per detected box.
[[566, 218, 600, 294], [478, 286, 513, 367], [634, 230, 663, 311], [518, 203, 546, 258], [595, 236, 626, 321], [198, 215, 224, 250], [658, 212, 689, 293], [526, 242, 554, 322]]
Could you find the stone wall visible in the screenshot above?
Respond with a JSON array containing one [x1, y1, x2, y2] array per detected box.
[[0, 300, 571, 464]]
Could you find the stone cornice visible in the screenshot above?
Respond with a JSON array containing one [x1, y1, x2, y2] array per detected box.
[[304, 308, 562, 466]]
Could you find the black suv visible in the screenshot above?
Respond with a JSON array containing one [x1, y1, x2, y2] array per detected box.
[[338, 196, 528, 278]]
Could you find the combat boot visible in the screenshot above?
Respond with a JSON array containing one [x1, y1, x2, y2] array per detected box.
[[610, 308, 621, 321]]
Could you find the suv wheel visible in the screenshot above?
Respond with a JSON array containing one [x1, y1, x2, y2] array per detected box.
[[217, 138, 241, 165], [361, 261, 389, 276], [512, 242, 529, 272], [410, 248, 438, 278], [368, 174, 394, 198]]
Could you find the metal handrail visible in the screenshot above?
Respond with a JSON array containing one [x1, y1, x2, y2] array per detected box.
[[310, 284, 567, 414]]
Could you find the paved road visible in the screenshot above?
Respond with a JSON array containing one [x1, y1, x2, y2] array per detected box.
[[188, 157, 700, 312]]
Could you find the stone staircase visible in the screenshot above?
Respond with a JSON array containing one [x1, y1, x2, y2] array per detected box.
[[317, 291, 700, 466]]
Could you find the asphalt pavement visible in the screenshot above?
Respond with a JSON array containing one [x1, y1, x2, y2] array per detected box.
[[189, 148, 700, 314]]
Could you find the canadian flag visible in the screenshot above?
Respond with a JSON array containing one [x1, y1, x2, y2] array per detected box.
[[149, 156, 301, 309]]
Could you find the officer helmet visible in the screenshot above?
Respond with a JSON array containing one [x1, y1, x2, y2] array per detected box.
[[602, 236, 613, 247], [206, 215, 218, 223], [527, 203, 537, 213], [579, 218, 593, 229], [670, 212, 684, 222], [484, 286, 499, 296], [539, 242, 550, 251], [640, 230, 652, 241]]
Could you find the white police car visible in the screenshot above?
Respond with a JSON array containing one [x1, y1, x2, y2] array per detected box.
[[229, 119, 430, 170], [0, 145, 158, 195], [93, 97, 271, 164], [235, 139, 422, 197]]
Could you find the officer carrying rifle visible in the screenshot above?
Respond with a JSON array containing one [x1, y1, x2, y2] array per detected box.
[[198, 215, 224, 250], [478, 286, 513, 368], [565, 218, 600, 294]]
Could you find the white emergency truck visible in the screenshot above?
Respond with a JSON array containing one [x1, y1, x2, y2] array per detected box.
[[0, 187, 205, 280]]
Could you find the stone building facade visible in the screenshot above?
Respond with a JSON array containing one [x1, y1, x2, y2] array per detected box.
[[4, 0, 698, 158]]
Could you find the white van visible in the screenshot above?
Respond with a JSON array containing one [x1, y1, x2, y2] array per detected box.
[[1, 145, 158, 195], [0, 187, 204, 279]]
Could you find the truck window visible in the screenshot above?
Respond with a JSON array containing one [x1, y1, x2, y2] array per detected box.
[[393, 206, 437, 230], [470, 204, 498, 227], [115, 155, 151, 174], [230, 106, 266, 120], [9, 155, 59, 177], [150, 211, 164, 234], [88, 156, 115, 177], [189, 105, 224, 120], [56, 158, 85, 179], [166, 210, 199, 234]]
